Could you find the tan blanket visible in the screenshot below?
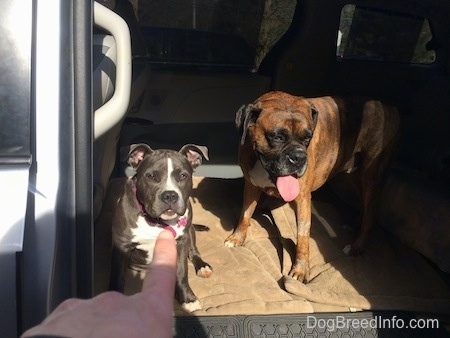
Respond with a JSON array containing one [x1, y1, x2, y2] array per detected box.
[[123, 177, 450, 315]]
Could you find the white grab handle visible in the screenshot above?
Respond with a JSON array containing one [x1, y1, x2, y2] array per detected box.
[[93, 1, 132, 139]]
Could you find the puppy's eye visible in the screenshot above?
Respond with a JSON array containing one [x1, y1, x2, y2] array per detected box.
[[146, 173, 156, 180], [179, 173, 188, 181]]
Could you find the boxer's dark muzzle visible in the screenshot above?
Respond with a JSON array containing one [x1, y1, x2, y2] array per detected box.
[[258, 146, 308, 180]]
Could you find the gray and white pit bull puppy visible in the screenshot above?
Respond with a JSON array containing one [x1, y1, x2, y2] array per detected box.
[[111, 143, 212, 312]]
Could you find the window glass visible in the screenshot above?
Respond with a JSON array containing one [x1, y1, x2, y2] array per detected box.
[[337, 4, 435, 64], [130, 0, 295, 70], [0, 1, 32, 158]]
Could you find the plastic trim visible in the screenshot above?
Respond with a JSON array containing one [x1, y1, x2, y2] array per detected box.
[[93, 1, 132, 139]]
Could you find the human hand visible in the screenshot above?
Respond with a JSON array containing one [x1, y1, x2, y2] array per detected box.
[[21, 230, 177, 338]]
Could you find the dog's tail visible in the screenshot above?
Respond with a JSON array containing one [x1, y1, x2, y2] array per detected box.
[[193, 224, 210, 232]]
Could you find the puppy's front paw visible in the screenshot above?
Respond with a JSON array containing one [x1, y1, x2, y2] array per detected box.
[[224, 232, 246, 247], [197, 265, 213, 278], [182, 299, 202, 312], [288, 262, 309, 283]]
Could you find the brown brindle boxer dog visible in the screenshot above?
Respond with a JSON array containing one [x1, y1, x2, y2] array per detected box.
[[225, 91, 400, 282]]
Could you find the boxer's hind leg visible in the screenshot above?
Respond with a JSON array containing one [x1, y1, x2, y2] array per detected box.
[[346, 102, 401, 255], [347, 150, 393, 255]]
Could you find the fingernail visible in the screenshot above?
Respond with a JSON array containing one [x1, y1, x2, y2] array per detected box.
[[159, 229, 174, 239]]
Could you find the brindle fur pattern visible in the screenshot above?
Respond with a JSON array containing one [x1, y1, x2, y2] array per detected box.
[[226, 91, 400, 282]]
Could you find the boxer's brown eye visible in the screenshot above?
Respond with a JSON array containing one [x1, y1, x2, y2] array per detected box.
[[268, 132, 286, 144], [301, 130, 313, 145]]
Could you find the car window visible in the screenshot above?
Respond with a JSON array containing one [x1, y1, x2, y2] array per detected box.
[[137, 26, 257, 71], [130, 0, 295, 70], [0, 2, 31, 158], [337, 4, 436, 64]]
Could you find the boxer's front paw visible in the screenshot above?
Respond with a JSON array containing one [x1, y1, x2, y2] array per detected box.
[[288, 261, 309, 283], [224, 232, 246, 247]]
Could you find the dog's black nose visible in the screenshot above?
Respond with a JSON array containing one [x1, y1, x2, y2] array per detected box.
[[161, 190, 179, 204], [287, 150, 306, 165]]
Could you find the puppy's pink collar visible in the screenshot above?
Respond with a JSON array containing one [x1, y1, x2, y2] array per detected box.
[[161, 217, 187, 237], [145, 214, 188, 236]]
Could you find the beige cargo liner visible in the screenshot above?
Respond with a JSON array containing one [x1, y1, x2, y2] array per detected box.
[[122, 177, 450, 316]]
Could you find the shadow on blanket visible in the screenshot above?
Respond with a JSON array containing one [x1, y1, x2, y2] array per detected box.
[[118, 176, 450, 316]]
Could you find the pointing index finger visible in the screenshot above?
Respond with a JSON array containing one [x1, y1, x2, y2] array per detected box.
[[141, 230, 177, 299]]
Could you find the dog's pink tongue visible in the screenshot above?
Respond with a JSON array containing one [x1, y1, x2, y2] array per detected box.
[[276, 176, 299, 202]]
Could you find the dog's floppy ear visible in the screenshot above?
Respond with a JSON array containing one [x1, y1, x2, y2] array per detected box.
[[179, 144, 209, 169], [310, 103, 319, 129], [235, 103, 262, 145], [125, 143, 153, 169]]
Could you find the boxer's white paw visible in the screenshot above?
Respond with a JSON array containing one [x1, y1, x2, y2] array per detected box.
[[224, 240, 236, 248], [224, 233, 245, 247]]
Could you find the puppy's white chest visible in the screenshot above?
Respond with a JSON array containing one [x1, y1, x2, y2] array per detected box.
[[249, 160, 274, 188], [131, 215, 187, 264]]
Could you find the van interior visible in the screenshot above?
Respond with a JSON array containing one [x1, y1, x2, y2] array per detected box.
[[78, 0, 450, 335], [11, 0, 450, 337]]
